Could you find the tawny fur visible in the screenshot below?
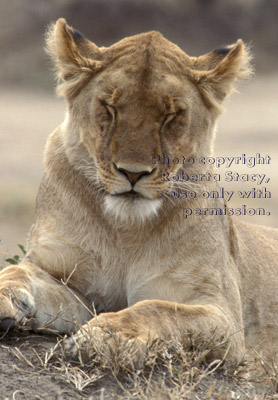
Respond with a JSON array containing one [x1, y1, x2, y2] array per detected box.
[[0, 19, 277, 369]]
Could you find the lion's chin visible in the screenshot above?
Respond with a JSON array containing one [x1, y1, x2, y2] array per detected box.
[[103, 194, 162, 224]]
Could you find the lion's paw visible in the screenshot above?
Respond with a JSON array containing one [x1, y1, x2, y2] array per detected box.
[[0, 286, 35, 331], [64, 324, 147, 368]]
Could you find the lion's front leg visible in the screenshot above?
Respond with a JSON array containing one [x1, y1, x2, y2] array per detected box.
[[65, 299, 245, 367], [0, 263, 91, 333]]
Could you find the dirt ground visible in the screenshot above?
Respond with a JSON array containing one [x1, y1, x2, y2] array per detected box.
[[0, 332, 65, 400], [0, 75, 278, 398], [0, 329, 121, 399], [0, 327, 277, 400]]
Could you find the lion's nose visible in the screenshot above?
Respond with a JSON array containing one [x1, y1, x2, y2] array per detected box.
[[114, 164, 156, 186]]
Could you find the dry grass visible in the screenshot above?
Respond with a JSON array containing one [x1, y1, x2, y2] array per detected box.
[[9, 324, 274, 399], [0, 266, 277, 398], [0, 294, 277, 398]]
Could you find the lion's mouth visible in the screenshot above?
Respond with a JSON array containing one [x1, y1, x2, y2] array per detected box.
[[113, 190, 143, 200]]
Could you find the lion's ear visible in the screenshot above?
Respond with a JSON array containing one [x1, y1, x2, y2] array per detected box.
[[188, 40, 253, 109], [46, 18, 103, 99]]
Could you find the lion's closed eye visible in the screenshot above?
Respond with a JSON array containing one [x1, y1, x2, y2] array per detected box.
[[162, 113, 177, 127]]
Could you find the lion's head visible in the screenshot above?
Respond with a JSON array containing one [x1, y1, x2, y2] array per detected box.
[[46, 19, 252, 223]]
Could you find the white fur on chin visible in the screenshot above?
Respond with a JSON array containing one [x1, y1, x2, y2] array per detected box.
[[103, 194, 162, 223]]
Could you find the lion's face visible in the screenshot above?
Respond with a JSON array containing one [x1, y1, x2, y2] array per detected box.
[[47, 19, 251, 222], [71, 68, 210, 221]]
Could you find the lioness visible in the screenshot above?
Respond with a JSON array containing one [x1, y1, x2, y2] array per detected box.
[[0, 18, 277, 368]]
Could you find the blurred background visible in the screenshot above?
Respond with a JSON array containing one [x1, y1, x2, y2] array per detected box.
[[0, 0, 278, 258]]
